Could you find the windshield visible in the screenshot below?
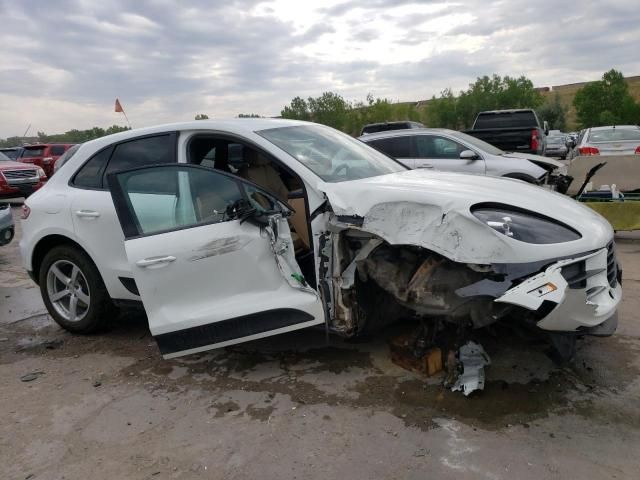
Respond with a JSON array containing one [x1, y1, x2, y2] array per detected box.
[[446, 130, 504, 155], [588, 128, 640, 143], [547, 136, 566, 144], [0, 149, 20, 160], [0, 152, 11, 161], [257, 125, 407, 183]]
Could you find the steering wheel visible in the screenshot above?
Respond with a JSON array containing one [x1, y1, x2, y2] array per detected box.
[[329, 163, 350, 177]]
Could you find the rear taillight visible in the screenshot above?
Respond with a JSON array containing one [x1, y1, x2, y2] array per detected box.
[[579, 146, 600, 155], [21, 204, 31, 219], [635, 146, 640, 155], [531, 129, 539, 151]]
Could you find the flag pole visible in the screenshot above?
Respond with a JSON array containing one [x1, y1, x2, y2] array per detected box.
[[115, 98, 132, 129], [121, 109, 132, 129]]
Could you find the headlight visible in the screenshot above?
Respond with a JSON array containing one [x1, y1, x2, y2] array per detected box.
[[37, 167, 46, 178], [472, 205, 581, 244]]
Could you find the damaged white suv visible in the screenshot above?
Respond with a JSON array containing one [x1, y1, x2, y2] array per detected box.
[[20, 119, 621, 359]]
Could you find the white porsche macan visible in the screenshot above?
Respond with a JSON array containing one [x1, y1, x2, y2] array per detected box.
[[19, 119, 621, 359]]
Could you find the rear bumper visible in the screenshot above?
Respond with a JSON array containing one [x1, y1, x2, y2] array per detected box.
[[495, 246, 621, 335]]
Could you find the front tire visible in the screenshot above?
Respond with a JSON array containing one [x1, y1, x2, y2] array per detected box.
[[39, 245, 115, 333], [0, 227, 14, 246]]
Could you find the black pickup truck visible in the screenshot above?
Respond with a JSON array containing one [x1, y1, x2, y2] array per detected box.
[[464, 109, 549, 155]]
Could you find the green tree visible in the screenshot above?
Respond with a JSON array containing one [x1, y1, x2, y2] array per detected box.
[[537, 93, 567, 131], [573, 69, 640, 128], [194, 114, 209, 120], [281, 96, 311, 121], [426, 74, 543, 129]]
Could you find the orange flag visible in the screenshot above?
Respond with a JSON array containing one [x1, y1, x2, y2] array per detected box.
[[115, 98, 124, 113]]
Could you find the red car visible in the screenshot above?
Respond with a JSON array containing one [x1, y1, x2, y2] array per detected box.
[[0, 152, 48, 199], [19, 143, 75, 177]]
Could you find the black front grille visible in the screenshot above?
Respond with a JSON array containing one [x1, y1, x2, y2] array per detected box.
[[561, 260, 588, 289], [3, 169, 37, 180], [607, 241, 618, 288]]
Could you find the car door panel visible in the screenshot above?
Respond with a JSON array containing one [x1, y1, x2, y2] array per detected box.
[[108, 164, 324, 359], [415, 135, 485, 174]]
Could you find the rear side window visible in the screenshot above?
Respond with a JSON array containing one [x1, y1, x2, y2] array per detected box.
[[50, 145, 67, 156], [102, 134, 175, 185], [73, 147, 112, 188], [368, 136, 414, 158]]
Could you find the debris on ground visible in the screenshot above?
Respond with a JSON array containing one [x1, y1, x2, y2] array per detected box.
[[20, 371, 45, 382], [451, 341, 491, 396], [389, 334, 443, 377]]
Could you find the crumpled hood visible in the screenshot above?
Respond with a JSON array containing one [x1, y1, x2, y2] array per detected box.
[[320, 169, 612, 264], [503, 152, 567, 174]]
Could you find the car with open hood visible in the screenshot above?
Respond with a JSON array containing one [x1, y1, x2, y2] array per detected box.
[[20, 119, 620, 359]]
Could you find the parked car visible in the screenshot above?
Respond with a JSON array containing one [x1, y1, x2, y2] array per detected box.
[[18, 143, 76, 177], [0, 146, 24, 160], [20, 119, 620, 360], [53, 144, 81, 174], [359, 128, 571, 191], [0, 202, 14, 246], [545, 133, 569, 159], [0, 151, 48, 199], [568, 125, 640, 159], [360, 121, 425, 136], [465, 109, 549, 155]]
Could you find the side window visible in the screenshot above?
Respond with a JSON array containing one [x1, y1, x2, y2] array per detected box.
[[368, 136, 414, 158], [73, 147, 112, 188], [111, 166, 245, 238], [103, 134, 175, 185], [416, 136, 464, 159]]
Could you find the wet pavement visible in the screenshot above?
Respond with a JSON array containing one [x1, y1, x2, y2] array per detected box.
[[1, 204, 640, 479]]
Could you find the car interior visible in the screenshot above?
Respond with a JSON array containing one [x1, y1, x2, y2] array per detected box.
[[187, 135, 316, 286]]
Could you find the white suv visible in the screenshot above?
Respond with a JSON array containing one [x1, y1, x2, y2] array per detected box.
[[20, 119, 621, 359]]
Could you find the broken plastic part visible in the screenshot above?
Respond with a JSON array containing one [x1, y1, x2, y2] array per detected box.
[[451, 341, 491, 396]]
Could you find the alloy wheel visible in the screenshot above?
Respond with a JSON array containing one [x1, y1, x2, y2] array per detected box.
[[46, 260, 91, 322]]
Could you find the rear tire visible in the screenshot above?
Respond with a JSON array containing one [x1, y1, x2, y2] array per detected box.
[[39, 245, 116, 333]]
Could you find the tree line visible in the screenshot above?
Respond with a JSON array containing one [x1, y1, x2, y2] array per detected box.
[[280, 69, 640, 134], [0, 125, 130, 148], [2, 69, 636, 147]]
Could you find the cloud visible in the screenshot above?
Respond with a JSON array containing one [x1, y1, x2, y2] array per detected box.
[[0, 0, 638, 137]]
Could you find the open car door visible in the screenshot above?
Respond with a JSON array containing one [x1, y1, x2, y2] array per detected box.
[[107, 164, 324, 359]]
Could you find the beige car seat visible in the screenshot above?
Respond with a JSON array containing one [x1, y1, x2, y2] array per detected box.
[[241, 149, 310, 249]]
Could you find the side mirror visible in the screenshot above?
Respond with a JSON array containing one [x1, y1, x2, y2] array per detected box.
[[543, 121, 549, 136], [460, 149, 479, 161]]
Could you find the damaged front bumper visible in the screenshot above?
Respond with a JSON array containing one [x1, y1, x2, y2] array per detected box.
[[495, 245, 621, 335]]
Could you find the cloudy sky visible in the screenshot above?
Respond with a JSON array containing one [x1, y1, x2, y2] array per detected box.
[[1, 0, 638, 138]]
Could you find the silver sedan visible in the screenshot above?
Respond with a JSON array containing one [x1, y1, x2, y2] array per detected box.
[[569, 125, 640, 158], [359, 128, 568, 188]]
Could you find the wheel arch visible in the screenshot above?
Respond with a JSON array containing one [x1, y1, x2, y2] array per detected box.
[[31, 234, 100, 286]]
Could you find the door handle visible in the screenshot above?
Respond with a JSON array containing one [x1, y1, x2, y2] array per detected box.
[[75, 210, 101, 218], [135, 256, 177, 268], [417, 163, 434, 169]]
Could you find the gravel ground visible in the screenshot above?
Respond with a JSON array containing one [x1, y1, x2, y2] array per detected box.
[[1, 204, 639, 480]]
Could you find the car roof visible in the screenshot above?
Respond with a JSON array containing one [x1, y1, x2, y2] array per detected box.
[[358, 127, 456, 141], [86, 118, 307, 143], [477, 109, 534, 114], [589, 125, 639, 131]]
